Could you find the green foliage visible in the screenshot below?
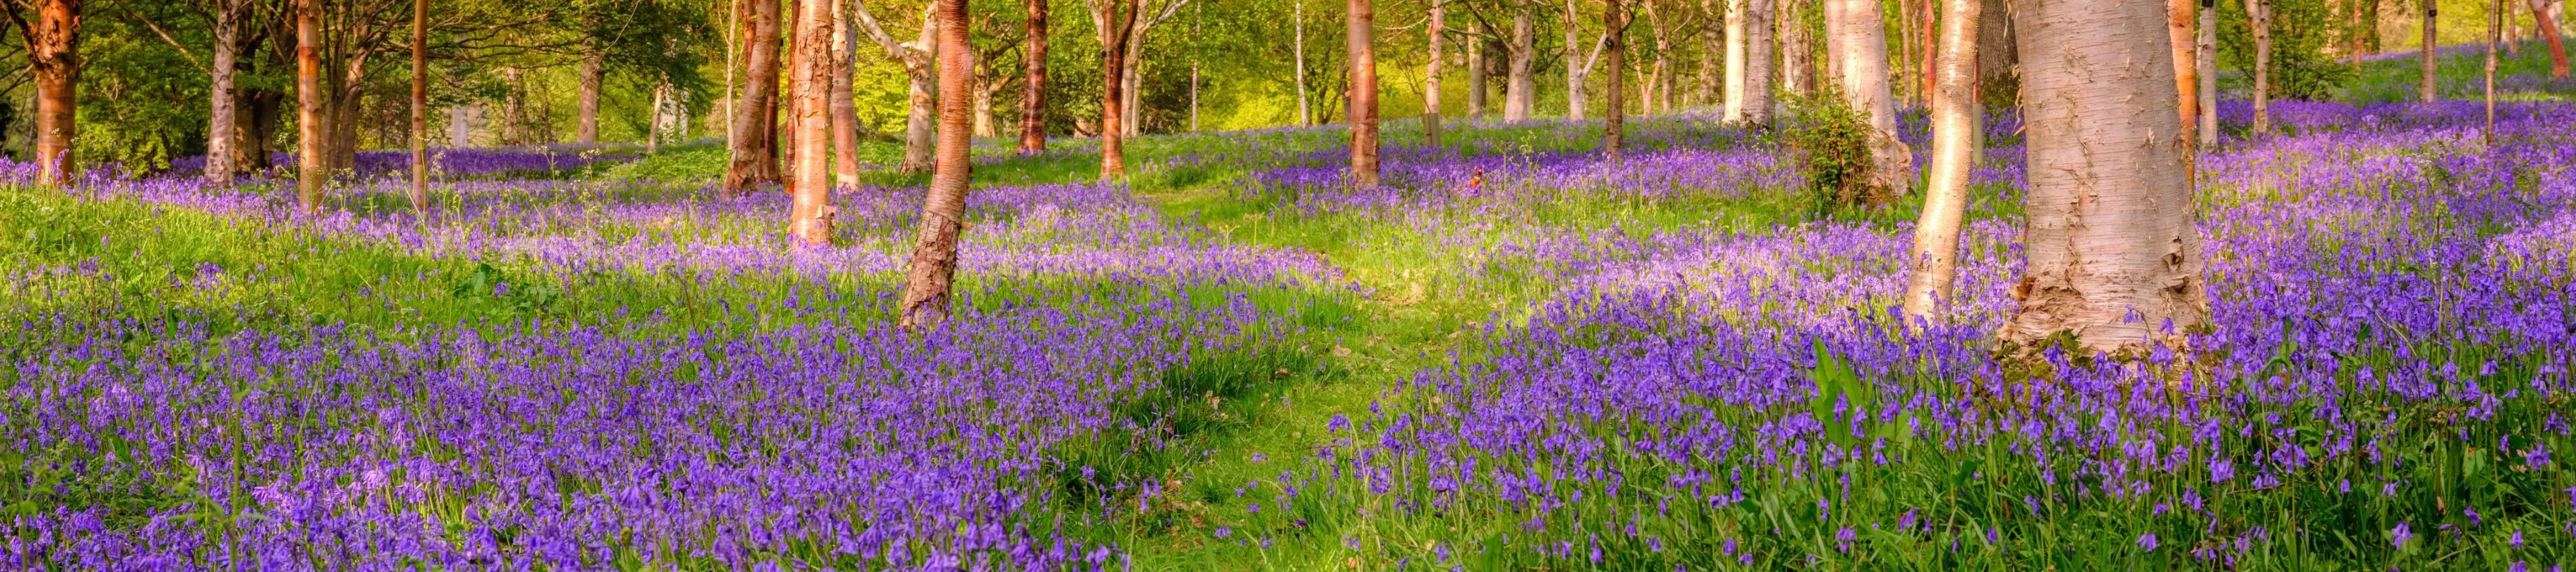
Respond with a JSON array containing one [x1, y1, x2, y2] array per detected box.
[[2219, 0, 2358, 100], [1781, 89, 1874, 211]]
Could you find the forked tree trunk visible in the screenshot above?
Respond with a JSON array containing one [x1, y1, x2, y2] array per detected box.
[[2168, 0, 2196, 136], [1605, 0, 1626, 156], [1724, 0, 1774, 125], [852, 1, 939, 173], [296, 0, 326, 213], [208, 0, 242, 184], [2422, 0, 2439, 102], [577, 51, 603, 144], [1349, 0, 1382, 186], [1565, 0, 1604, 120], [1824, 0, 1913, 202], [1020, 0, 1050, 153], [2005, 0, 2207, 355], [409, 0, 428, 212], [2197, 0, 2218, 146], [1101, 0, 1138, 177], [13, 0, 80, 185], [1902, 0, 1982, 323], [831, 0, 861, 187], [726, 0, 784, 192], [2245, 0, 2270, 134], [898, 0, 978, 331], [1505, 5, 1538, 120], [1426, 0, 1445, 146], [789, 0, 835, 246]]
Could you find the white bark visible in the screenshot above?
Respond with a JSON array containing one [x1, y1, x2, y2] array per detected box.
[[1506, 5, 1538, 120], [854, 1, 940, 172], [2197, 0, 2218, 147], [1824, 0, 1913, 199], [1297, 0, 1313, 124], [1724, 0, 1774, 124], [2005, 0, 2207, 353], [1902, 0, 1981, 322]]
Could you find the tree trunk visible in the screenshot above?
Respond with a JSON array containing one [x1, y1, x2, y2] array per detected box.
[[2247, 0, 2270, 133], [1824, 0, 1913, 202], [1101, 0, 1138, 177], [899, 0, 978, 330], [1021, 0, 1050, 152], [2422, 0, 2439, 102], [2488, 0, 2502, 144], [17, 0, 79, 185], [409, 0, 428, 212], [1426, 0, 1445, 147], [1506, 5, 1538, 120], [2169, 0, 2197, 136], [789, 0, 836, 246], [1724, 0, 1775, 125], [1700, 0, 1722, 106], [1295, 0, 1312, 124], [1896, 0, 1916, 105], [1903, 0, 1981, 322], [447, 105, 472, 147], [1468, 21, 1488, 116], [1123, 36, 1145, 137], [1606, 0, 1626, 155], [726, 0, 784, 193], [832, 0, 861, 187], [1782, 0, 1817, 104], [296, 0, 325, 213], [2004, 0, 2206, 355], [1566, 0, 1591, 120], [1920, 0, 1936, 106], [208, 0, 241, 184], [2197, 0, 2218, 146], [577, 51, 603, 144], [649, 83, 670, 152], [2536, 0, 2571, 77], [1645, 0, 1672, 112], [1974, 0, 2015, 107], [240, 89, 281, 172], [1350, 0, 1382, 186]]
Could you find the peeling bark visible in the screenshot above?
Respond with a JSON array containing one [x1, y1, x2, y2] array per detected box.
[[1350, 0, 1381, 186], [2004, 0, 2208, 355], [897, 0, 979, 331], [1020, 0, 1050, 153], [726, 0, 784, 192], [789, 0, 835, 246]]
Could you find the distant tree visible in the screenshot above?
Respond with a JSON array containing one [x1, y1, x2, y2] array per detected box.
[[3, 0, 80, 185], [1505, 1, 1534, 121], [2199, 0, 2218, 145], [1097, 0, 1137, 178], [1019, 0, 1048, 153], [726, 0, 784, 192], [1722, 0, 1773, 126], [897, 0, 975, 330], [2421, 0, 2436, 102], [2005, 0, 2207, 355], [1562, 0, 1609, 120], [1605, 0, 1627, 156], [1424, 0, 1443, 146], [2244, 0, 2270, 134], [1347, 0, 1377, 186], [2170, 0, 2198, 136], [851, 0, 937, 174]]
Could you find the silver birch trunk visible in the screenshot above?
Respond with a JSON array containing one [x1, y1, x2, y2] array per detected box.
[[1506, 6, 1538, 120], [1825, 0, 1913, 199], [1427, 0, 1445, 145], [2245, 0, 2270, 134], [208, 0, 240, 184], [1296, 1, 1312, 124], [2004, 0, 2208, 354], [577, 52, 603, 144], [1902, 0, 1982, 322], [2423, 0, 2439, 102]]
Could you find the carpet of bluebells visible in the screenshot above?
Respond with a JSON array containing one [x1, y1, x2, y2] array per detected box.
[[6, 72, 2576, 571]]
